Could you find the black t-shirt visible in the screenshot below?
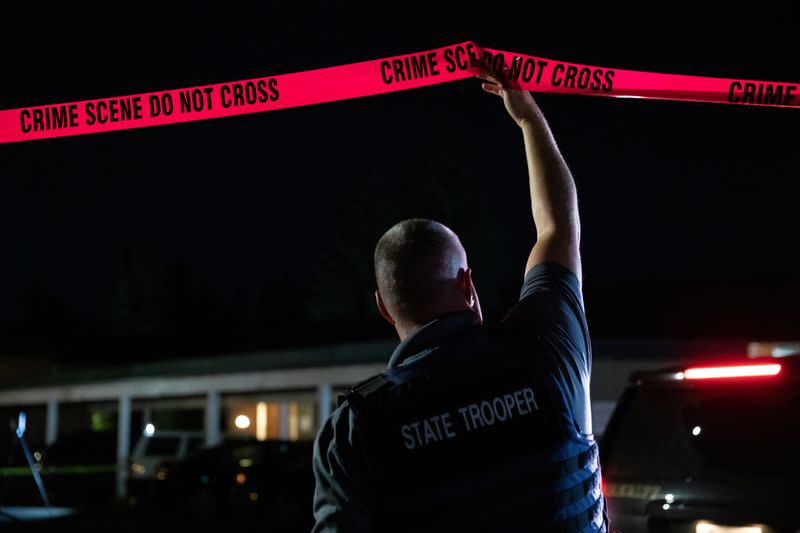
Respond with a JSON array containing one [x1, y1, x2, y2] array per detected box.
[[506, 261, 592, 435], [311, 262, 593, 532]]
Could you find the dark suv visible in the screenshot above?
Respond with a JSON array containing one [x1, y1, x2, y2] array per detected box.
[[600, 356, 800, 533]]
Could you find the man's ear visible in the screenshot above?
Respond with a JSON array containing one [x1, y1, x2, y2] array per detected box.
[[375, 290, 395, 325], [458, 268, 475, 307], [459, 268, 483, 323]]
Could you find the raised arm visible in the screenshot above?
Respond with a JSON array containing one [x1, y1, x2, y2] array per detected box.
[[478, 68, 582, 283]]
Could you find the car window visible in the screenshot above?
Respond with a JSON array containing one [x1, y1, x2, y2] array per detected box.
[[144, 436, 180, 456], [682, 383, 800, 476], [603, 381, 800, 481]]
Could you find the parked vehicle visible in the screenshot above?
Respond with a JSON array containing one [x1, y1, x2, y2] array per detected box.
[[128, 429, 204, 501], [601, 356, 800, 532], [153, 438, 314, 530]]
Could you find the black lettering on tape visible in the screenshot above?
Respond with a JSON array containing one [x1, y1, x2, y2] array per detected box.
[[602, 70, 614, 92]]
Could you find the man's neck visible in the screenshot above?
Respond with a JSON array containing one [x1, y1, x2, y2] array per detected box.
[[395, 307, 475, 341]]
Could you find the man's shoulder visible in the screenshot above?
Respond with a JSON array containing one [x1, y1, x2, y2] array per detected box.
[[518, 262, 584, 308], [346, 373, 393, 402], [319, 373, 392, 444], [315, 398, 357, 456], [498, 262, 587, 333]]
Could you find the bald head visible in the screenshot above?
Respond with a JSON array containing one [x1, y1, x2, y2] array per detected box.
[[374, 219, 480, 331]]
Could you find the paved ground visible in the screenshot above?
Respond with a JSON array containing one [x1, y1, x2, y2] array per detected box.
[[1, 504, 310, 532]]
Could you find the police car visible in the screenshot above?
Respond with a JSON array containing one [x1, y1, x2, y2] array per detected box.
[[600, 354, 800, 533]]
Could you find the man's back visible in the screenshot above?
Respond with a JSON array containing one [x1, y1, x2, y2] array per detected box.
[[312, 264, 606, 532]]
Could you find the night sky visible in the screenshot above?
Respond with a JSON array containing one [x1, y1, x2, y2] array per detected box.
[[2, 3, 798, 362]]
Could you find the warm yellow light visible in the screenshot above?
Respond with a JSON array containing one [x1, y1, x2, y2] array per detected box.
[[289, 403, 299, 441], [696, 522, 762, 533], [235, 473, 246, 485], [256, 402, 267, 441], [131, 463, 146, 475], [249, 492, 258, 502], [235, 414, 251, 429]]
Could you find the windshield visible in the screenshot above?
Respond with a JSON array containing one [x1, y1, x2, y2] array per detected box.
[[602, 381, 800, 481]]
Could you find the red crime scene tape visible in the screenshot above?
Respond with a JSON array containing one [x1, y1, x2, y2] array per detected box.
[[1, 41, 797, 144]]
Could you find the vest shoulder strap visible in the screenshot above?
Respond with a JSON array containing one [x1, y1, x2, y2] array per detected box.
[[338, 373, 392, 408]]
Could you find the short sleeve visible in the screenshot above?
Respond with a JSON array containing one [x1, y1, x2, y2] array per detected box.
[[311, 405, 370, 532], [503, 262, 593, 434], [520, 262, 585, 313]]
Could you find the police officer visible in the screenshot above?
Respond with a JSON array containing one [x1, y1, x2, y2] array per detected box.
[[311, 65, 607, 532]]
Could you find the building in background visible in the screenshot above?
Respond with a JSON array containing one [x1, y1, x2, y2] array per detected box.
[[0, 337, 759, 499]]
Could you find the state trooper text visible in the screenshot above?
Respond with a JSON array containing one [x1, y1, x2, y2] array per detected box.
[[400, 387, 539, 450]]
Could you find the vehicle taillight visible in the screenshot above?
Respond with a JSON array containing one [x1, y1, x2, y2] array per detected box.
[[683, 363, 781, 380]]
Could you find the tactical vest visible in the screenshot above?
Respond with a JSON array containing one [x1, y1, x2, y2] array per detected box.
[[342, 325, 606, 532]]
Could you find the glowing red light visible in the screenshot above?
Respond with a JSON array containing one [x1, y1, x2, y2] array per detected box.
[[684, 364, 781, 379]]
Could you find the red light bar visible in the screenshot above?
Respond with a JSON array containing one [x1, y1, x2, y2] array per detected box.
[[684, 364, 781, 380]]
